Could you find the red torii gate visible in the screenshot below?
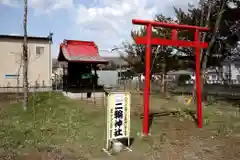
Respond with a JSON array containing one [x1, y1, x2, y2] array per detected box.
[[132, 19, 209, 136]]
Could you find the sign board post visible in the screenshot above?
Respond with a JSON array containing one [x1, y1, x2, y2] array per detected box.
[[103, 92, 131, 155]]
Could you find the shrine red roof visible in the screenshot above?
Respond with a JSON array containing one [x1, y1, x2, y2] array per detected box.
[[57, 40, 108, 64]]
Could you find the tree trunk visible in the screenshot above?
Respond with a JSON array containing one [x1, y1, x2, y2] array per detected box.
[[23, 0, 28, 110], [227, 62, 232, 84], [199, 0, 225, 102], [161, 73, 165, 93], [161, 58, 167, 93], [201, 0, 226, 77], [137, 74, 141, 91], [192, 0, 212, 103]]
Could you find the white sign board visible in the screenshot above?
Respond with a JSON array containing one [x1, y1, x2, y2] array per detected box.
[[104, 92, 131, 151]]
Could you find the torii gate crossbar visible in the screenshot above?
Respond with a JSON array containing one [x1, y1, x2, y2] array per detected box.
[[132, 19, 209, 136]]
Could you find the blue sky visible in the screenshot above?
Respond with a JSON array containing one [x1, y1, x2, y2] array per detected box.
[[0, 0, 198, 57]]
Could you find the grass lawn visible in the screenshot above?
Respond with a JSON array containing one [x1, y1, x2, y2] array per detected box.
[[0, 92, 240, 159]]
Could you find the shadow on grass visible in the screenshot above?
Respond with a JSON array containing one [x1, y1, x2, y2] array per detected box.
[[118, 137, 135, 147], [140, 109, 198, 130]]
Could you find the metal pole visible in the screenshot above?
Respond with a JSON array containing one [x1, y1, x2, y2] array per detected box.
[[23, 0, 28, 110], [143, 24, 152, 135], [194, 29, 203, 128]]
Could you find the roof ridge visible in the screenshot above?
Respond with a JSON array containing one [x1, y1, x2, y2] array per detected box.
[[64, 39, 96, 46]]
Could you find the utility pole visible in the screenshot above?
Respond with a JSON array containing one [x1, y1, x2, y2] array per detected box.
[[23, 0, 28, 110]]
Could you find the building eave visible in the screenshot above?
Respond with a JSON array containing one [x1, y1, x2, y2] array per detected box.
[[0, 34, 53, 42]]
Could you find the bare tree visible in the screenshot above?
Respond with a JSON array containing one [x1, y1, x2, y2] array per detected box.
[[199, 0, 225, 101], [23, 0, 28, 110], [201, 0, 226, 76], [192, 0, 213, 101]]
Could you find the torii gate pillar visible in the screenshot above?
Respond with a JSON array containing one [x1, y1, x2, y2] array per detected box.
[[132, 19, 209, 136]]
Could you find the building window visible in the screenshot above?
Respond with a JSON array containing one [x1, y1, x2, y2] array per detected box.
[[36, 46, 44, 55]]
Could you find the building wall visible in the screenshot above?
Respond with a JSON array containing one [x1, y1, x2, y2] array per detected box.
[[0, 38, 52, 87], [229, 64, 240, 80], [221, 63, 240, 80], [97, 70, 118, 87], [205, 63, 240, 83]]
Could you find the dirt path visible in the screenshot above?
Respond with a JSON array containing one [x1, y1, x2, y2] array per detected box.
[[113, 116, 240, 160], [148, 117, 239, 160]]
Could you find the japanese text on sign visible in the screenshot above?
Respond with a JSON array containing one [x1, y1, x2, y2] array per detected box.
[[106, 92, 130, 140]]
